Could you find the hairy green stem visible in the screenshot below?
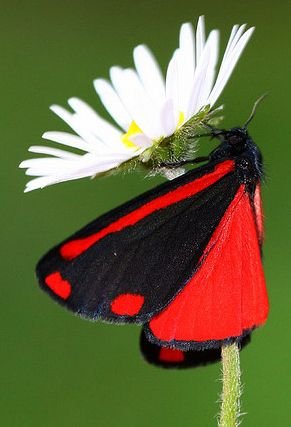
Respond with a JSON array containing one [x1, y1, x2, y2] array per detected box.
[[218, 343, 242, 427]]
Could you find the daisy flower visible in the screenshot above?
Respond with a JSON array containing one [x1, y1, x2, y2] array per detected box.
[[20, 16, 254, 192]]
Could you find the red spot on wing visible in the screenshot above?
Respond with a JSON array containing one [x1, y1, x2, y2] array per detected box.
[[149, 186, 269, 344], [159, 347, 185, 363], [253, 184, 264, 242], [45, 272, 72, 300], [60, 161, 235, 260], [111, 293, 145, 316]]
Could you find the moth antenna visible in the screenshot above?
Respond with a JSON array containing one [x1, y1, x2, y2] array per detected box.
[[243, 93, 268, 129]]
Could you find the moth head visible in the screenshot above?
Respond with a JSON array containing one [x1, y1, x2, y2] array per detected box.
[[219, 127, 249, 149], [209, 127, 250, 157]]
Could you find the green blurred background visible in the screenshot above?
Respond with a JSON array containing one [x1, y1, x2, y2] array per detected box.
[[1, 0, 290, 425]]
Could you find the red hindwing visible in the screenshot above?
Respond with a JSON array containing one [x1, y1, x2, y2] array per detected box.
[[147, 186, 269, 347]]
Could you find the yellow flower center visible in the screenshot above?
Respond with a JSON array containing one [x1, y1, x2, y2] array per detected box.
[[121, 121, 142, 149], [177, 112, 185, 127], [121, 113, 185, 149]]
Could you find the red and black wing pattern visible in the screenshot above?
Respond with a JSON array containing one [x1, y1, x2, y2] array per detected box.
[[252, 183, 264, 245], [36, 160, 239, 323], [140, 328, 250, 369], [144, 183, 269, 351]]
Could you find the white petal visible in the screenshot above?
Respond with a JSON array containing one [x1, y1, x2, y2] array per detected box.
[[42, 131, 124, 157], [186, 30, 219, 117], [224, 24, 247, 58], [28, 145, 79, 160], [68, 97, 123, 146], [26, 166, 73, 177], [133, 44, 165, 107], [160, 98, 177, 136], [24, 176, 60, 192], [94, 78, 131, 131], [129, 134, 152, 149], [23, 151, 131, 176], [20, 157, 74, 171], [223, 25, 240, 57], [196, 15, 206, 61], [110, 67, 163, 139], [23, 153, 136, 192], [165, 50, 180, 117], [195, 31, 219, 111], [178, 23, 195, 113], [50, 104, 101, 146], [42, 131, 89, 151], [208, 26, 254, 106]]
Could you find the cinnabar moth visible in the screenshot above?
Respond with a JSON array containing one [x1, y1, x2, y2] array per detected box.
[[36, 126, 269, 368]]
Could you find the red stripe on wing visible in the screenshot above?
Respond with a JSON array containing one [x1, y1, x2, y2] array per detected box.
[[60, 160, 235, 260], [148, 186, 269, 344], [253, 184, 264, 243]]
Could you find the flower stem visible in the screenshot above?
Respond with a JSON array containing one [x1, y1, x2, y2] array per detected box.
[[218, 343, 242, 427]]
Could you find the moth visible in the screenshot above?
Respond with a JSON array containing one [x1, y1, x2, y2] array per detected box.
[[36, 122, 269, 368]]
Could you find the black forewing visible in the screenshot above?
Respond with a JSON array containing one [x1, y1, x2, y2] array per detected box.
[[37, 161, 240, 323]]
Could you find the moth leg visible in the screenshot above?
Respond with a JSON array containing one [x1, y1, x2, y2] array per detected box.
[[160, 156, 210, 168]]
